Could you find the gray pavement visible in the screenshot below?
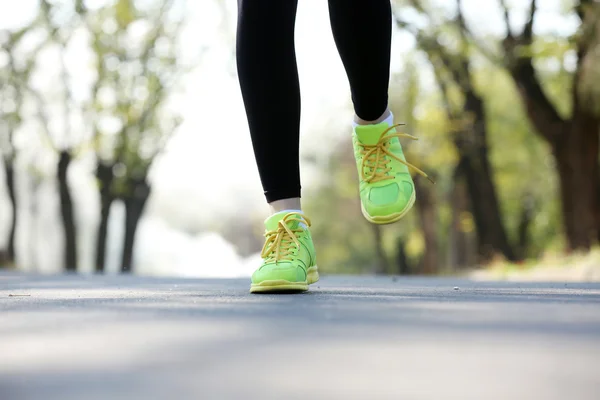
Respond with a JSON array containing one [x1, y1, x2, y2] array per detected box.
[[1, 272, 600, 400]]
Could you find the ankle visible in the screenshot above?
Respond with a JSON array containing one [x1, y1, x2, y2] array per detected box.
[[354, 108, 391, 126], [269, 198, 301, 214]]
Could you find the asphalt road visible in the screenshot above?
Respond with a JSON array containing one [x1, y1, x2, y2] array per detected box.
[[1, 272, 600, 400]]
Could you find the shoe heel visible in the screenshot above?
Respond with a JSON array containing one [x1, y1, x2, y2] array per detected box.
[[307, 266, 319, 285]]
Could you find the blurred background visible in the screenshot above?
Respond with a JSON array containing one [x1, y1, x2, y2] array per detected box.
[[0, 0, 599, 279]]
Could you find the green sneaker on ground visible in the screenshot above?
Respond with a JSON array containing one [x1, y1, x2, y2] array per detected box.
[[250, 211, 319, 293], [352, 122, 432, 225]]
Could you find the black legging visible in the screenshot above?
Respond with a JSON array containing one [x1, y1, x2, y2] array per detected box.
[[236, 0, 392, 203]]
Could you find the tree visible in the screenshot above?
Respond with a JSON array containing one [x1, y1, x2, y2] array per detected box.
[[390, 60, 440, 273], [32, 0, 85, 271], [0, 32, 23, 266], [394, 0, 518, 262], [0, 21, 45, 266], [459, 0, 600, 251], [88, 0, 185, 272], [448, 163, 477, 269]]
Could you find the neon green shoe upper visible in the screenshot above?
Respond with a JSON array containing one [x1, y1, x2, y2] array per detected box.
[[251, 211, 319, 293], [352, 122, 432, 224]]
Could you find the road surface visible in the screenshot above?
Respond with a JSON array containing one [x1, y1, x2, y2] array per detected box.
[[1, 272, 600, 400]]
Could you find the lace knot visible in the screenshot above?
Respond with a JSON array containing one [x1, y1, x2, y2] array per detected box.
[[359, 124, 434, 184], [260, 213, 311, 264]]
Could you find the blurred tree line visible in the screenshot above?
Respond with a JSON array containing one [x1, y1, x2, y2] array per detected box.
[[0, 0, 185, 272], [0, 0, 598, 276], [305, 0, 600, 275]]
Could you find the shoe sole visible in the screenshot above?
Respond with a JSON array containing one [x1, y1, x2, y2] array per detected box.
[[250, 266, 319, 294], [361, 190, 416, 225]]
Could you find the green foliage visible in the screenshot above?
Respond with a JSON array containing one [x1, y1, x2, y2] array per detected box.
[[86, 0, 185, 197], [477, 66, 562, 257], [115, 0, 136, 28], [303, 133, 382, 274], [305, 37, 565, 272], [0, 26, 42, 159], [529, 36, 575, 119], [304, 58, 448, 274], [2, 0, 590, 273], [576, 1, 600, 116]]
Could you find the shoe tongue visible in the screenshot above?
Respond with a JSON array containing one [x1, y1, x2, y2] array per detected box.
[[264, 211, 302, 231], [355, 122, 392, 146]]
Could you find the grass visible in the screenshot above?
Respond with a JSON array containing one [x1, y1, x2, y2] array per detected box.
[[469, 247, 600, 282]]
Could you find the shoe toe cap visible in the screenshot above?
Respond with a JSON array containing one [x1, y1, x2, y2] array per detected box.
[[252, 263, 307, 284], [366, 180, 413, 208]]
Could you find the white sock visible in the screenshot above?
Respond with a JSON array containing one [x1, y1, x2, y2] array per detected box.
[[276, 209, 303, 215], [382, 112, 394, 127], [352, 111, 394, 129]]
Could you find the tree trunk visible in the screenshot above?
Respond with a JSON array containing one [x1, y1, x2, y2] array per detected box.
[[58, 151, 77, 271], [456, 94, 517, 263], [597, 170, 600, 243], [95, 163, 114, 273], [406, 20, 516, 264], [553, 115, 600, 251], [460, 154, 516, 263], [95, 196, 113, 272], [28, 174, 41, 272], [414, 176, 438, 274], [371, 224, 389, 274], [396, 238, 411, 275], [121, 178, 151, 273], [3, 158, 17, 264], [504, 4, 600, 251], [448, 164, 476, 269], [517, 193, 535, 259]]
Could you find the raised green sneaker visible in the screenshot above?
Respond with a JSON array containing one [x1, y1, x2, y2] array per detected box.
[[250, 211, 319, 293], [352, 122, 433, 225]]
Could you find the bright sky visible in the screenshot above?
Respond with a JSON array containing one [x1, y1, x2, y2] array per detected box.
[[0, 0, 578, 276]]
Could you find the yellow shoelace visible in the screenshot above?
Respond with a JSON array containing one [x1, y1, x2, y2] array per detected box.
[[261, 213, 311, 264], [360, 124, 434, 184]]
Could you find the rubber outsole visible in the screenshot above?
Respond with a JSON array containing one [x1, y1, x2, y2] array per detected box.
[[361, 190, 416, 225], [250, 266, 319, 294]]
